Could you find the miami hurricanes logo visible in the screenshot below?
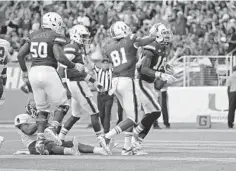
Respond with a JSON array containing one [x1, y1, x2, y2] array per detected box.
[[208, 93, 228, 112]]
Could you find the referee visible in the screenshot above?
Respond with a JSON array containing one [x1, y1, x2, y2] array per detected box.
[[227, 66, 236, 128], [93, 59, 113, 133]]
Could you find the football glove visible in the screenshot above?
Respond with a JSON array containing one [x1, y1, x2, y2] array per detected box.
[[160, 73, 177, 84], [164, 63, 174, 75]]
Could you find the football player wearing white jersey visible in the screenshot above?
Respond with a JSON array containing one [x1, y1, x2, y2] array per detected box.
[[17, 12, 84, 155], [14, 102, 108, 155], [57, 25, 107, 147], [0, 38, 10, 104]]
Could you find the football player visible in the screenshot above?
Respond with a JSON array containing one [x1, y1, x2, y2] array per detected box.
[[0, 38, 10, 105], [133, 23, 176, 153], [102, 21, 158, 155], [57, 24, 106, 146], [14, 104, 108, 155], [17, 12, 84, 155]]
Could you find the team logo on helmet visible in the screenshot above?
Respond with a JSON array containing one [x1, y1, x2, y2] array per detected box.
[[109, 21, 132, 39]]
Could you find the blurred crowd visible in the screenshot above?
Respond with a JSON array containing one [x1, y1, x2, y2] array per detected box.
[[0, 0, 234, 62]]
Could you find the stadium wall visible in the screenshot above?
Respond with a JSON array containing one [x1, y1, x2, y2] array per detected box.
[[0, 64, 228, 124]]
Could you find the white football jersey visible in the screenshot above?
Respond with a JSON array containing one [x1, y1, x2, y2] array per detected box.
[[18, 130, 36, 148]]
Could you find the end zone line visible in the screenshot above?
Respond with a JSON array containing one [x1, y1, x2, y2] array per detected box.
[[0, 155, 236, 163]]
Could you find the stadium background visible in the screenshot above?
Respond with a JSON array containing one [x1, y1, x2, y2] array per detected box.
[[0, 0, 234, 125]]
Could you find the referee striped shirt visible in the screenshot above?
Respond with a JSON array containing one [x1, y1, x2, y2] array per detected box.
[[93, 65, 112, 92]]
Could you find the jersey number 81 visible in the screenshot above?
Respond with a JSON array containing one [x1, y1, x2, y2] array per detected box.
[[110, 47, 127, 67], [30, 42, 48, 58]]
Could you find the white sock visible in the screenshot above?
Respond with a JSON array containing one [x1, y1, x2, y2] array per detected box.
[[105, 126, 122, 139], [133, 125, 144, 135], [93, 147, 102, 155], [124, 132, 133, 150], [63, 148, 73, 155], [58, 127, 68, 140]]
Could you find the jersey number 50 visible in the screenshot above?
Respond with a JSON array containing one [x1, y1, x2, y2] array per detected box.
[[110, 47, 127, 67], [30, 42, 48, 58]]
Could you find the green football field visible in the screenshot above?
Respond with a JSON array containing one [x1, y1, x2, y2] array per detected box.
[[1, 124, 236, 171]]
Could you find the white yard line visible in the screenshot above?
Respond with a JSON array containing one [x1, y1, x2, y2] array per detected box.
[[0, 155, 236, 163]]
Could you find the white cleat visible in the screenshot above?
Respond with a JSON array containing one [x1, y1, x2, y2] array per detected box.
[[72, 137, 80, 156], [132, 136, 143, 151], [97, 136, 112, 155], [44, 128, 62, 146], [109, 138, 119, 150], [95, 147, 109, 156], [132, 148, 148, 156], [0, 136, 4, 151], [121, 148, 134, 156]]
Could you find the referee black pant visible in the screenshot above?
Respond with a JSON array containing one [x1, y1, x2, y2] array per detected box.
[[97, 92, 114, 133], [228, 92, 236, 128]]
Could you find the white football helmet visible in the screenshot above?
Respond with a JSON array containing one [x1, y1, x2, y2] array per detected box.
[[41, 12, 65, 35], [149, 23, 173, 44], [69, 24, 91, 44], [109, 21, 132, 39], [14, 114, 36, 127]]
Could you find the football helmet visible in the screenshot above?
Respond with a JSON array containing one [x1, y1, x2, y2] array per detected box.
[[149, 23, 173, 44], [14, 114, 36, 127], [41, 12, 65, 35], [109, 21, 132, 39], [69, 24, 91, 44]]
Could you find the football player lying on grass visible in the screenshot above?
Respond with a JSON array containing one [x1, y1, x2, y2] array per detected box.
[[14, 112, 108, 155]]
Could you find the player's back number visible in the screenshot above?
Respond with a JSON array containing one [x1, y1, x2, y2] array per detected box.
[[30, 42, 48, 58], [110, 47, 127, 67]]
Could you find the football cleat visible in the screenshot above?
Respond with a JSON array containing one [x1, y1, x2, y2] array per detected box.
[[72, 137, 80, 156], [44, 127, 62, 146], [109, 138, 119, 150], [95, 147, 109, 156], [97, 136, 112, 155], [132, 136, 143, 151], [121, 148, 134, 156], [132, 148, 148, 156]]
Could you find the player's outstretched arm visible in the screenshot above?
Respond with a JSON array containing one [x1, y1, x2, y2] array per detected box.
[[17, 42, 30, 72], [134, 35, 156, 48], [53, 44, 76, 69]]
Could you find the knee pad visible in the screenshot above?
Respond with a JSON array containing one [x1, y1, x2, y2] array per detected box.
[[141, 112, 161, 128], [55, 105, 70, 115]]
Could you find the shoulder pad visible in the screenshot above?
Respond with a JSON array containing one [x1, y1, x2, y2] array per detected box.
[[53, 32, 68, 46], [143, 44, 156, 52]]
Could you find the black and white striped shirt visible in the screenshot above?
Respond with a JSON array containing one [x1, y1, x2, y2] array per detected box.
[[94, 65, 112, 92]]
